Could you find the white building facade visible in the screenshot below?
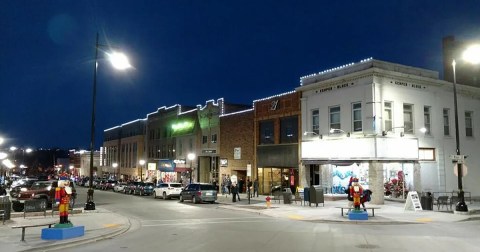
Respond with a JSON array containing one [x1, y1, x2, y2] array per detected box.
[[297, 59, 480, 204]]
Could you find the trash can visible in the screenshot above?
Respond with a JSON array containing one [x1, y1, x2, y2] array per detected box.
[[309, 185, 324, 207], [0, 196, 12, 220], [282, 191, 292, 204], [420, 192, 433, 210], [304, 187, 310, 205]]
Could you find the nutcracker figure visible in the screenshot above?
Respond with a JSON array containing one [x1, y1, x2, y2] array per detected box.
[[55, 174, 72, 224], [349, 177, 363, 211]]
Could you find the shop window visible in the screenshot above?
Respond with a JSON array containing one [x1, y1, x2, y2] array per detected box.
[[465, 111, 473, 137], [384, 101, 393, 132], [329, 106, 341, 130], [424, 106, 431, 135], [312, 109, 319, 135], [280, 116, 298, 144], [259, 120, 274, 144], [419, 148, 435, 161], [403, 104, 413, 134], [443, 108, 450, 136], [352, 102, 362, 132]]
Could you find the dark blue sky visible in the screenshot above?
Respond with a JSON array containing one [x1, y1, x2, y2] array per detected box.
[[1, 1, 479, 150]]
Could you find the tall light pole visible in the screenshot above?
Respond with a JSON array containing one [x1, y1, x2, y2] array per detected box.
[[451, 44, 480, 212], [85, 33, 131, 211], [139, 160, 145, 182], [188, 153, 195, 184]]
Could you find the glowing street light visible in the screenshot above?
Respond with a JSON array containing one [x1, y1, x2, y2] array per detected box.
[[451, 44, 480, 212], [139, 160, 145, 182], [85, 33, 131, 211]]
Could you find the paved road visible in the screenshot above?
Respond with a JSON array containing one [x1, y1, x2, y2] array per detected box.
[[66, 187, 480, 252]]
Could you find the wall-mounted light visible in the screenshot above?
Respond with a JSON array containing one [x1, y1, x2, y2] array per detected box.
[[329, 128, 350, 137]]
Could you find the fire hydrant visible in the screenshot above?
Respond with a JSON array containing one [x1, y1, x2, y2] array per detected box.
[[266, 196, 271, 208]]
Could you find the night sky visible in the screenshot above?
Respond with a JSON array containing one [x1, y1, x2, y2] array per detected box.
[[1, 1, 479, 150]]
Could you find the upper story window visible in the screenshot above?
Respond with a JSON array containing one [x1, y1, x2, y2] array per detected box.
[[312, 109, 319, 135], [352, 102, 362, 132], [419, 148, 435, 161], [465, 111, 473, 137], [443, 108, 450, 136], [384, 102, 392, 132], [280, 116, 298, 144], [260, 120, 274, 144], [403, 104, 413, 134], [424, 106, 431, 135], [329, 106, 341, 130], [211, 134, 217, 143], [202, 135, 208, 144]]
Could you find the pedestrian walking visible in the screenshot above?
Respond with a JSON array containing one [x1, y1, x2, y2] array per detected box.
[[253, 178, 259, 197], [231, 183, 238, 202]]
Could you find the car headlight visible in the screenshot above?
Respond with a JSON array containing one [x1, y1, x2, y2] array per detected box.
[[21, 188, 28, 192]]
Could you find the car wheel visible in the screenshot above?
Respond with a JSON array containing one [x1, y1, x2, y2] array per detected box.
[[12, 202, 24, 212], [193, 196, 198, 204], [163, 192, 167, 200], [153, 192, 157, 199], [179, 195, 184, 202]]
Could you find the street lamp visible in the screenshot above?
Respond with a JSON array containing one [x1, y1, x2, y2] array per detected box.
[[451, 44, 480, 212], [112, 163, 118, 180], [139, 160, 145, 182], [187, 153, 195, 184], [85, 33, 131, 211]]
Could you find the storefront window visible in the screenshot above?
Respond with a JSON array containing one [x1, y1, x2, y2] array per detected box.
[[383, 163, 413, 199]]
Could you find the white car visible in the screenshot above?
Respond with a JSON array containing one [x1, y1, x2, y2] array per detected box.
[[153, 182, 183, 199], [113, 182, 127, 192]]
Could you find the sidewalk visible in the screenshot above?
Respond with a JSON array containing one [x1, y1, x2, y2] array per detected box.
[[1, 194, 479, 252], [216, 193, 480, 224]]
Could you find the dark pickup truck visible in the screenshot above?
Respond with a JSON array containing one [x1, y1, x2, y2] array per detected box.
[[11, 180, 76, 212]]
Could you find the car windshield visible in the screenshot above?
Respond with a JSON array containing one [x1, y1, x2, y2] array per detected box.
[[170, 184, 182, 188], [31, 182, 51, 190], [144, 183, 154, 187], [200, 184, 215, 190]]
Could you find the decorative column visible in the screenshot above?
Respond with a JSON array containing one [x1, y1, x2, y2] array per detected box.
[[369, 161, 384, 205]]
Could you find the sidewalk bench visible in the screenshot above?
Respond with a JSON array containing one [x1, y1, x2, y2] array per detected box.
[[336, 207, 381, 217], [12, 222, 57, 241]]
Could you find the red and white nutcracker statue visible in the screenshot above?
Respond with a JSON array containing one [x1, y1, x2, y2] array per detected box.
[[55, 174, 72, 224], [349, 177, 363, 211]]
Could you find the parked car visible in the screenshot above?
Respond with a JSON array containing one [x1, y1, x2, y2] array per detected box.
[[179, 183, 217, 204], [103, 180, 117, 190], [9, 178, 38, 198], [113, 182, 127, 192], [124, 181, 140, 194], [11, 180, 77, 212], [153, 182, 183, 199], [96, 179, 107, 190], [134, 182, 155, 196]]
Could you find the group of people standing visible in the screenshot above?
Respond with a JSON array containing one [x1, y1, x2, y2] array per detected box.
[[222, 175, 259, 202]]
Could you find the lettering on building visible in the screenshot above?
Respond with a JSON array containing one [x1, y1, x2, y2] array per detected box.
[[270, 100, 279, 110]]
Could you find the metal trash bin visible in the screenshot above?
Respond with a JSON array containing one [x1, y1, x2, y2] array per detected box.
[[309, 185, 324, 207], [0, 196, 12, 220], [282, 191, 292, 204], [304, 187, 310, 204], [421, 192, 433, 210]]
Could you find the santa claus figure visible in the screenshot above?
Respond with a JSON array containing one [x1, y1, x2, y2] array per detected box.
[[55, 174, 72, 224], [349, 177, 363, 211]]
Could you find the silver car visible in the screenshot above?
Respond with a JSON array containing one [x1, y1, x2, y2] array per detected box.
[[179, 183, 217, 204]]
